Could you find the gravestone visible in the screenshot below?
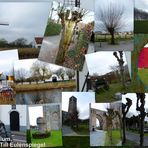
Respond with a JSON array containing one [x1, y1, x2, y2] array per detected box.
[[36, 117, 46, 133], [43, 104, 61, 130]]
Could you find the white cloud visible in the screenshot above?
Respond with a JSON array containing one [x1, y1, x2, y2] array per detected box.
[[85, 51, 127, 76]]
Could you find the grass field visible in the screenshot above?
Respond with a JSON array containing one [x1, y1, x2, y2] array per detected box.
[[95, 34, 133, 43], [138, 69, 148, 85], [96, 82, 133, 102], [61, 136, 90, 148], [31, 130, 62, 147], [104, 130, 121, 146], [15, 80, 76, 92], [44, 21, 62, 36], [134, 20, 148, 33], [0, 47, 39, 59], [72, 122, 89, 135]]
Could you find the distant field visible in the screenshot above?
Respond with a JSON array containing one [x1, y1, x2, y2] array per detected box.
[[0, 47, 39, 59], [95, 34, 133, 43], [138, 68, 148, 85], [134, 20, 148, 33], [96, 82, 133, 103]]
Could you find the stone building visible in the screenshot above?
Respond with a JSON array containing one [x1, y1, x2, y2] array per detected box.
[[90, 102, 122, 131]]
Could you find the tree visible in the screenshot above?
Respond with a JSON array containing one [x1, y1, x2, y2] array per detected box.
[[0, 38, 8, 47], [109, 64, 120, 82], [55, 3, 87, 64], [31, 61, 51, 83], [96, 2, 125, 44], [122, 97, 132, 144], [66, 69, 75, 80], [15, 68, 28, 84], [11, 38, 28, 47], [136, 93, 147, 146], [113, 51, 125, 88], [105, 108, 116, 144], [54, 68, 65, 80]]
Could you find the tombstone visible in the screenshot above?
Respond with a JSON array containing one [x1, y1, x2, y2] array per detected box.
[[36, 117, 46, 133]]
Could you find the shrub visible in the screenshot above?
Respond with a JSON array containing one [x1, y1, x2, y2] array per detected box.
[[27, 129, 32, 144], [32, 131, 51, 139]]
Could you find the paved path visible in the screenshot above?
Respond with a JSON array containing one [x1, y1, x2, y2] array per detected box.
[[90, 130, 106, 146], [95, 40, 133, 51], [126, 131, 148, 146], [38, 35, 61, 63], [62, 125, 78, 136]]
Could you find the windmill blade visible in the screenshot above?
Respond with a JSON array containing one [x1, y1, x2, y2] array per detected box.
[[0, 22, 9, 26]]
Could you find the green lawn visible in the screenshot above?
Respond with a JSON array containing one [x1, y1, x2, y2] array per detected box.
[[134, 20, 148, 33], [95, 34, 133, 43], [31, 130, 63, 147], [96, 82, 133, 102], [0, 47, 39, 59], [138, 69, 148, 85], [104, 130, 121, 146], [72, 122, 89, 135], [60, 136, 90, 148], [44, 21, 62, 36]]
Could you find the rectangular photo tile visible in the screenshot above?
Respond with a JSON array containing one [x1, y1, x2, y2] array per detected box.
[[85, 51, 132, 102], [132, 34, 148, 92], [122, 93, 148, 146], [94, 0, 133, 51], [14, 59, 76, 104], [90, 102, 122, 146], [134, 0, 148, 33], [39, 0, 94, 71], [0, 105, 27, 145], [27, 103, 62, 147], [0, 50, 18, 104], [62, 92, 95, 136], [0, 1, 51, 59]]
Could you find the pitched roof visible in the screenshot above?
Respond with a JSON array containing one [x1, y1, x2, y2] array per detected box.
[[34, 37, 43, 44]]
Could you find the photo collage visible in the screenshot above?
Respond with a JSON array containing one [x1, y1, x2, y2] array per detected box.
[[0, 0, 148, 147]]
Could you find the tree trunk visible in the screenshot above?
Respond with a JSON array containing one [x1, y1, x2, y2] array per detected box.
[[140, 117, 144, 146], [111, 32, 115, 44], [55, 21, 77, 64], [120, 64, 126, 89], [122, 116, 126, 144]]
